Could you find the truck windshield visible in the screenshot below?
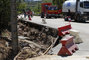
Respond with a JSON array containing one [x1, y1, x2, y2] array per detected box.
[[80, 1, 89, 9], [48, 7, 57, 10], [84, 2, 89, 8]]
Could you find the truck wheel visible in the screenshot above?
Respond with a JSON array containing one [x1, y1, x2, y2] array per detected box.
[[49, 16, 51, 18], [82, 18, 86, 23], [41, 12, 44, 18], [74, 17, 77, 22], [77, 15, 86, 23], [77, 16, 80, 22], [55, 16, 57, 18], [46, 14, 49, 18], [58, 16, 60, 18], [64, 16, 68, 21], [76, 14, 81, 22], [58, 14, 60, 18]]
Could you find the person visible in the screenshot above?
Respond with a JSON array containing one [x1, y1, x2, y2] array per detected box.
[[67, 9, 71, 22], [23, 9, 26, 18], [26, 9, 31, 20]]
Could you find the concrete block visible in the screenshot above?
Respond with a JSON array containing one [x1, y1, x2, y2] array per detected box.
[[69, 29, 83, 44]]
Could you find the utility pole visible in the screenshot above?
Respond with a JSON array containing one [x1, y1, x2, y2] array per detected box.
[[11, 0, 19, 58]]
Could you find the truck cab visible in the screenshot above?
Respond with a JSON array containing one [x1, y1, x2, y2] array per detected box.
[[46, 6, 61, 18], [75, 0, 89, 22], [62, 0, 89, 22], [41, 3, 62, 18]]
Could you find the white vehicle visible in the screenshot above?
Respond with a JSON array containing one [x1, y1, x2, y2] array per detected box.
[[62, 0, 89, 22]]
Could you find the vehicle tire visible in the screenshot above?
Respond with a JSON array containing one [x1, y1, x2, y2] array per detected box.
[[58, 14, 60, 18], [77, 15, 80, 22], [76, 13, 86, 23], [58, 16, 60, 18], [82, 18, 86, 23], [46, 14, 49, 18], [74, 15, 77, 22], [76, 14, 81, 22], [55, 16, 57, 18], [64, 16, 68, 21], [41, 12, 44, 18], [49, 16, 51, 18]]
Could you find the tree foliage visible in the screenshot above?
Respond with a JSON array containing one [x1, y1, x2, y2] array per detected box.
[[52, 0, 66, 9], [0, 0, 10, 33], [0, 0, 27, 33], [17, 2, 27, 14], [42, 0, 52, 3]]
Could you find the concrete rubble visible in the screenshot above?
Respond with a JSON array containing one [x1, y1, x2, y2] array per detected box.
[[0, 37, 11, 60], [69, 29, 83, 44], [14, 21, 58, 60]]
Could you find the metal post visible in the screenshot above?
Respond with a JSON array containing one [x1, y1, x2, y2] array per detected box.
[[11, 0, 19, 57]]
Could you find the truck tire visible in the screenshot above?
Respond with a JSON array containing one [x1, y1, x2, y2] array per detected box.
[[75, 14, 81, 22], [64, 16, 68, 21], [76, 14, 86, 23], [77, 15, 80, 22], [58, 14, 60, 18], [58, 16, 60, 18], [55, 16, 57, 18], [82, 18, 86, 23], [49, 16, 51, 18], [41, 12, 44, 18], [46, 14, 49, 18], [74, 15, 77, 22]]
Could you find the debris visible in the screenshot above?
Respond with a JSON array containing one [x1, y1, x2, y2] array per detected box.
[[14, 47, 38, 60], [69, 29, 83, 44], [15, 20, 58, 60], [26, 55, 58, 60], [43, 36, 59, 55], [86, 57, 89, 59], [42, 18, 46, 24], [0, 38, 11, 60]]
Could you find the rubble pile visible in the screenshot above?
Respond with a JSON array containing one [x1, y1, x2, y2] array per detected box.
[[18, 22, 56, 48], [15, 21, 57, 60], [0, 38, 11, 60], [14, 47, 39, 60]]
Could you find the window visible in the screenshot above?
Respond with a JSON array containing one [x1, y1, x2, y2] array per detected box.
[[80, 2, 83, 8], [80, 1, 89, 9], [84, 2, 89, 9], [48, 6, 58, 10]]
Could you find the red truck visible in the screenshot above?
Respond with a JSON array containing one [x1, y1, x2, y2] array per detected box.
[[41, 3, 62, 18]]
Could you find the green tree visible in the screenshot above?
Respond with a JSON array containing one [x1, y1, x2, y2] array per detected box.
[[17, 2, 27, 14], [42, 0, 52, 3], [52, 0, 65, 9], [0, 0, 27, 34], [0, 0, 10, 34]]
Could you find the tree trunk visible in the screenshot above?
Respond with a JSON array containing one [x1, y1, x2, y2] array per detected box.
[[11, 0, 19, 58]]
